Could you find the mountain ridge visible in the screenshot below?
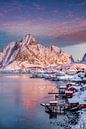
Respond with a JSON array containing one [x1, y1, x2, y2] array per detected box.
[[0, 34, 72, 70]]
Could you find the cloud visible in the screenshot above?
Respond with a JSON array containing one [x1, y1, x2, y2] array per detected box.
[[60, 29, 86, 41], [0, 16, 86, 47], [54, 29, 86, 46]]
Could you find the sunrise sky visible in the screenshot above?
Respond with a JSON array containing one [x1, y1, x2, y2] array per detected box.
[[0, 0, 86, 60]]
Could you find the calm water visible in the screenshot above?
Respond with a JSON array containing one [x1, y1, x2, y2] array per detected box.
[[0, 75, 80, 129]]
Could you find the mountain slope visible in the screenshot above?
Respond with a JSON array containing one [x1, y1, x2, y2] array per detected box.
[[0, 34, 72, 70], [82, 53, 86, 63]]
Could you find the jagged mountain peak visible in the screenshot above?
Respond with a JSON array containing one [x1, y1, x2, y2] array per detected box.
[[0, 34, 72, 70], [49, 45, 61, 53], [82, 53, 86, 62], [21, 34, 36, 46]]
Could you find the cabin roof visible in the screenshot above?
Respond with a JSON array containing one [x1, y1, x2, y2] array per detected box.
[[60, 85, 66, 88], [65, 90, 73, 93], [50, 101, 58, 103]]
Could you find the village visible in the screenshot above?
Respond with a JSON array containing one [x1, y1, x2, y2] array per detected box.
[[31, 70, 86, 116]]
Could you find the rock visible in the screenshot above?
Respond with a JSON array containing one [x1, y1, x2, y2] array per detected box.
[[82, 53, 86, 63], [0, 34, 72, 70]]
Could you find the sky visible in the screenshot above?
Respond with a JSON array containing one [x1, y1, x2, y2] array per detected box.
[[0, 0, 86, 60]]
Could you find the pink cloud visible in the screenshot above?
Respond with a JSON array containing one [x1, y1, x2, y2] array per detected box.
[[0, 16, 86, 46]]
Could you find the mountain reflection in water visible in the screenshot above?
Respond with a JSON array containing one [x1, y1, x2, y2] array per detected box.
[[0, 75, 80, 129], [0, 75, 57, 129]]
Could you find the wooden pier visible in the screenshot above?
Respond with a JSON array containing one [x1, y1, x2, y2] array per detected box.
[[42, 100, 68, 114]]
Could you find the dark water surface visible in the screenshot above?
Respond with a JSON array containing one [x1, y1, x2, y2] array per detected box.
[[0, 75, 79, 129]]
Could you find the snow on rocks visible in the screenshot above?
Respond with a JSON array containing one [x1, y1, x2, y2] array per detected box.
[[0, 33, 86, 73], [0, 34, 72, 71], [61, 63, 86, 71]]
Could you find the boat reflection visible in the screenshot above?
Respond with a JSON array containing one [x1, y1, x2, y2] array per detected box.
[[0, 75, 80, 129]]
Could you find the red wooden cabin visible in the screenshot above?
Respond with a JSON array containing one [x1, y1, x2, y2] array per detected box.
[[68, 86, 78, 93], [65, 90, 73, 98]]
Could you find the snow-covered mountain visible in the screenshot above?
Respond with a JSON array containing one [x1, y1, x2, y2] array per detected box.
[[58, 52, 86, 71], [0, 34, 72, 71], [60, 63, 86, 71]]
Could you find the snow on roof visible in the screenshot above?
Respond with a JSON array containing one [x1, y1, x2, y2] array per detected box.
[[68, 90, 86, 104], [50, 101, 58, 103], [60, 85, 66, 88], [65, 90, 73, 93], [79, 101, 86, 104], [68, 96, 79, 103], [68, 86, 80, 90]]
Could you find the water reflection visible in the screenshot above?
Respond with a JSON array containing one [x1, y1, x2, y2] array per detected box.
[[0, 75, 81, 129], [0, 75, 57, 129]]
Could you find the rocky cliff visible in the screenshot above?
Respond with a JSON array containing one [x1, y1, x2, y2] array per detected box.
[[82, 53, 86, 63], [0, 34, 72, 70]]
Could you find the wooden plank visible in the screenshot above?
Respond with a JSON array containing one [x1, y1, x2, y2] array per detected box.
[[48, 92, 65, 94]]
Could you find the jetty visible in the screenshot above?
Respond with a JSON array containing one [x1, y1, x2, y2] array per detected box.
[[41, 81, 86, 115]]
